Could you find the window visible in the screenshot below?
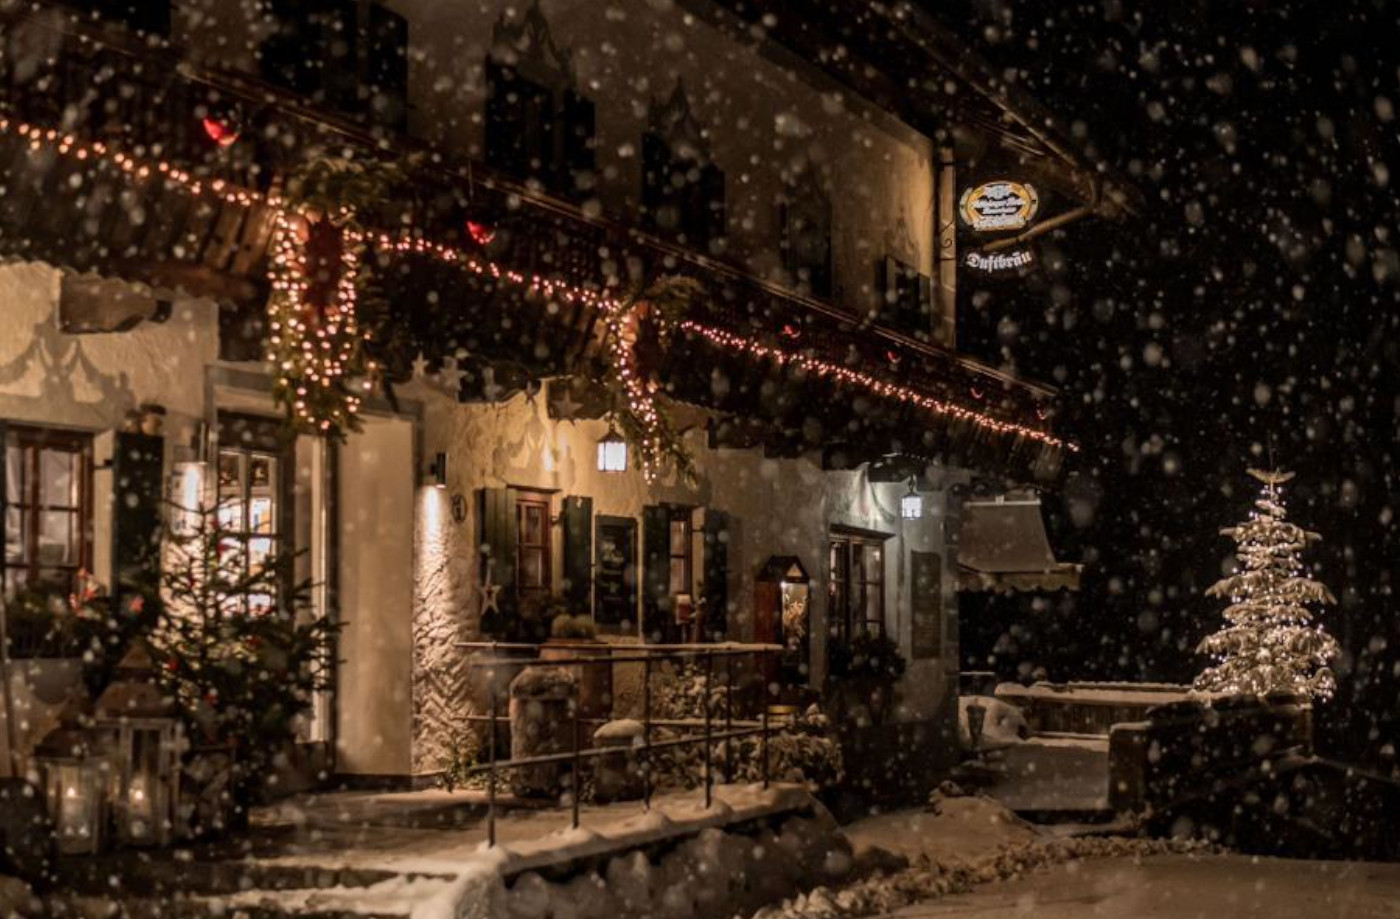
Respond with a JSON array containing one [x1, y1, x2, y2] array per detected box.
[[2, 426, 92, 598], [642, 81, 725, 251], [484, 5, 596, 200], [877, 256, 933, 340], [781, 169, 833, 298], [66, 0, 172, 35], [215, 415, 290, 615], [668, 513, 693, 597], [828, 532, 888, 642], [260, 0, 409, 130], [515, 490, 552, 597]]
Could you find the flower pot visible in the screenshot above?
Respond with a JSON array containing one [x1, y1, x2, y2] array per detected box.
[[540, 639, 613, 732]]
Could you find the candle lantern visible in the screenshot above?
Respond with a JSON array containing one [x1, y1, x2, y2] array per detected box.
[[900, 478, 924, 520], [93, 642, 183, 848], [596, 424, 628, 473], [33, 709, 112, 855]]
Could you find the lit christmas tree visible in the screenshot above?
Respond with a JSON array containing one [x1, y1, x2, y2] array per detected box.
[[1195, 469, 1340, 699]]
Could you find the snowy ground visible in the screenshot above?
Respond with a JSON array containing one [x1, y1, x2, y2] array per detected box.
[[844, 796, 1041, 867], [985, 735, 1110, 813], [875, 853, 1400, 918]]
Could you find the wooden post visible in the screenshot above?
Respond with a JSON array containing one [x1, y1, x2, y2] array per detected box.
[[703, 652, 713, 808], [571, 700, 581, 831], [761, 706, 770, 791], [0, 594, 18, 778], [642, 654, 652, 810], [487, 685, 497, 848], [935, 146, 957, 348], [723, 655, 733, 784]]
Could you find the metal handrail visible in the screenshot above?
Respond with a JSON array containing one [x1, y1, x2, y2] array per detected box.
[[463, 641, 782, 846]]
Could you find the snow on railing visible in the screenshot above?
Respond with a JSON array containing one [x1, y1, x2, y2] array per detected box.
[[456, 640, 783, 847]]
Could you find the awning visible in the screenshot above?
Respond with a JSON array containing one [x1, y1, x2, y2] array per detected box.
[[957, 492, 1082, 593]]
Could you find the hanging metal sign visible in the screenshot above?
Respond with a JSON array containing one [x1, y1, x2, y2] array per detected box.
[[959, 180, 1040, 232], [963, 248, 1035, 273]]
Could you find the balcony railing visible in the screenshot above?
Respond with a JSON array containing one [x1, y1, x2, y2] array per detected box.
[[0, 6, 1066, 476]]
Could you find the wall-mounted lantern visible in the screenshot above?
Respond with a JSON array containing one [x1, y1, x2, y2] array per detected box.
[[901, 479, 924, 520], [596, 424, 628, 473], [426, 452, 449, 489]]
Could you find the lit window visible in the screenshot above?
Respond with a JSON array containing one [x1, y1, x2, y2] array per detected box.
[[2, 426, 92, 600]]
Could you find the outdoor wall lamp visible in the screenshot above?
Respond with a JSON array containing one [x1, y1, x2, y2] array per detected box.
[[901, 478, 924, 520], [427, 452, 448, 489], [596, 424, 628, 473]]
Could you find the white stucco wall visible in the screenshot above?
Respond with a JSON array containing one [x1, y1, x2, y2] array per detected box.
[[177, 0, 938, 312], [0, 261, 218, 452], [336, 413, 418, 777]]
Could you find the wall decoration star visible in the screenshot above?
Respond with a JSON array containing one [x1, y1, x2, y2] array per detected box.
[[437, 356, 465, 394]]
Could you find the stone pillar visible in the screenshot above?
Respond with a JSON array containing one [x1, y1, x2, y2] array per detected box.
[[509, 668, 577, 798]]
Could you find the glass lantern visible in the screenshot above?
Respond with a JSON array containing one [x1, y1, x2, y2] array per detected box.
[[596, 425, 628, 473], [33, 716, 112, 855], [900, 481, 924, 519], [94, 643, 184, 848]]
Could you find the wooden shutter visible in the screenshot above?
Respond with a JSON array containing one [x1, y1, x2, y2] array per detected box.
[[111, 432, 164, 604], [75, 0, 171, 35], [478, 487, 518, 622], [559, 90, 596, 199], [700, 162, 726, 248], [641, 505, 671, 643], [368, 3, 409, 131], [260, 0, 314, 93], [561, 495, 592, 612], [0, 419, 7, 596], [702, 509, 730, 640], [315, 0, 360, 112], [918, 273, 934, 342]]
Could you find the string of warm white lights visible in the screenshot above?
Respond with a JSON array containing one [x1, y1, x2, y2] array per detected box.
[[0, 117, 280, 210], [350, 229, 617, 311], [267, 211, 375, 432], [676, 319, 1073, 451], [602, 301, 667, 482], [0, 113, 1068, 450]]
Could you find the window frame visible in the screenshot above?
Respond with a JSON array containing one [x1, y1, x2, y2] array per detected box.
[[215, 414, 293, 616], [667, 511, 693, 599], [827, 530, 890, 642], [2, 424, 93, 598], [514, 488, 554, 599]]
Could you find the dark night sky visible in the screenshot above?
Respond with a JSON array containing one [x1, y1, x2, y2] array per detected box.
[[930, 0, 1400, 766]]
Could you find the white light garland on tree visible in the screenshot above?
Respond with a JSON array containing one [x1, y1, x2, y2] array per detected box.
[[1194, 468, 1340, 700]]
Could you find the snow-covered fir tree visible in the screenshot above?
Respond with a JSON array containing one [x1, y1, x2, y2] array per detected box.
[[1195, 469, 1340, 699]]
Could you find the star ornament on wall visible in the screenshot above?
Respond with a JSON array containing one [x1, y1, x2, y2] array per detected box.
[[550, 387, 585, 422], [437, 356, 466, 394], [478, 561, 502, 618]]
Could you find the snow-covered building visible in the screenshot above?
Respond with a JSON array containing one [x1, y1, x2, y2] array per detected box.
[[0, 0, 1132, 786]]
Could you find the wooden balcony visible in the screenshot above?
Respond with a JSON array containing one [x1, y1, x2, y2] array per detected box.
[[0, 6, 1068, 481]]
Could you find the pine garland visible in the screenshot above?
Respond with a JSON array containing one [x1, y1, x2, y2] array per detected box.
[[1194, 469, 1340, 699], [266, 157, 404, 438]]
